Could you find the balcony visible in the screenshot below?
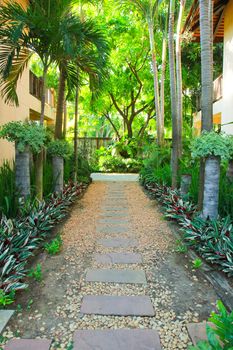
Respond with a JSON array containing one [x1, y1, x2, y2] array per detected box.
[[196, 74, 223, 111], [29, 71, 55, 108]]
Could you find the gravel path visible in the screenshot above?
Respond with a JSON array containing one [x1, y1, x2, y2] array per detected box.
[[1, 181, 219, 349]]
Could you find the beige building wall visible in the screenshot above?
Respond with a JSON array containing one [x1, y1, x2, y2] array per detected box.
[[0, 0, 55, 165], [221, 0, 233, 134]]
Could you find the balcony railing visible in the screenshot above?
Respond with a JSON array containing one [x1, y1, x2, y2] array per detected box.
[[29, 71, 55, 107], [196, 74, 223, 111]]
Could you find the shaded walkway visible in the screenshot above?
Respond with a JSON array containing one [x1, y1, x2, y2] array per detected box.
[[2, 177, 218, 349]]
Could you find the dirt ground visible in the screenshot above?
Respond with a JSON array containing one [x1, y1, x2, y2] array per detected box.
[[1, 181, 219, 350]]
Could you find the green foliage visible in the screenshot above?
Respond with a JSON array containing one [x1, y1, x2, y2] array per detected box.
[[192, 258, 203, 269], [0, 162, 18, 217], [0, 183, 86, 294], [47, 140, 72, 159], [191, 131, 230, 160], [28, 264, 42, 282], [189, 300, 233, 350], [0, 121, 47, 153], [0, 289, 15, 307], [99, 155, 142, 173], [175, 240, 188, 253], [45, 235, 63, 255]]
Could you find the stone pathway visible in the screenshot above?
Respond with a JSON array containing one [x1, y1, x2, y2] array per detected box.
[[1, 178, 219, 349]]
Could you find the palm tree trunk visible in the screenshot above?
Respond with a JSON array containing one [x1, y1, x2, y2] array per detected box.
[[168, 0, 179, 188], [198, 0, 213, 210], [52, 156, 64, 193], [55, 65, 66, 139], [202, 156, 220, 220], [36, 65, 48, 201], [63, 100, 67, 139], [176, 0, 185, 157], [148, 20, 162, 146], [15, 144, 30, 199], [160, 36, 167, 141], [73, 88, 79, 182], [180, 174, 192, 195]]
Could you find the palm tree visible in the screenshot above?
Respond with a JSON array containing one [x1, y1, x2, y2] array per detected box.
[[199, 0, 215, 218], [122, 0, 163, 146], [168, 0, 179, 188], [0, 0, 77, 200], [175, 0, 186, 157]]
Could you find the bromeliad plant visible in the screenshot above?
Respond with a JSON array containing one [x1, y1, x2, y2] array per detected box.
[[0, 182, 86, 296]]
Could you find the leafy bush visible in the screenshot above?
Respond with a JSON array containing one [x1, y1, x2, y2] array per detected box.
[[45, 235, 62, 255], [0, 121, 47, 153], [189, 300, 233, 349], [191, 131, 230, 160], [0, 182, 87, 295], [0, 162, 18, 218], [47, 140, 72, 159], [99, 155, 142, 173]]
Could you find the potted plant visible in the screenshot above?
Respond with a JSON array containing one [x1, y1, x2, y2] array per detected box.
[[47, 140, 71, 194], [0, 121, 46, 199], [191, 131, 230, 220]]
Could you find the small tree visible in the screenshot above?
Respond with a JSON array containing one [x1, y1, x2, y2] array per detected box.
[[47, 140, 71, 194], [0, 122, 46, 199], [191, 131, 230, 220]]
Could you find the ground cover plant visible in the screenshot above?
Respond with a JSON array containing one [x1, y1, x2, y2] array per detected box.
[[45, 235, 63, 255], [141, 178, 233, 276], [0, 182, 87, 305], [189, 300, 233, 349]]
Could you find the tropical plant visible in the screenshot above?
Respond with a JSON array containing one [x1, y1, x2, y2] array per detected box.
[[28, 264, 42, 282], [189, 300, 233, 350], [0, 289, 15, 307], [192, 131, 230, 220], [0, 122, 47, 199], [45, 235, 63, 255], [192, 258, 203, 269]]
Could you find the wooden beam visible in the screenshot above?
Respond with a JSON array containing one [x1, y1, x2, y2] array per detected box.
[[213, 9, 225, 39]]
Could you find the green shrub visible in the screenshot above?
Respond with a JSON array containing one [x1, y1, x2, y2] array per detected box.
[[28, 264, 42, 282], [99, 155, 141, 173], [47, 140, 72, 159], [45, 235, 63, 255], [189, 300, 233, 349], [0, 289, 15, 307], [191, 131, 230, 160], [0, 121, 47, 153], [0, 162, 18, 217]]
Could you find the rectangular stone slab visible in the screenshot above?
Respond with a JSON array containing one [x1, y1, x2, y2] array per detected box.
[[98, 218, 130, 225], [81, 295, 154, 316], [97, 237, 137, 248], [187, 322, 211, 345], [73, 329, 162, 350], [0, 310, 14, 333], [5, 339, 52, 350], [86, 269, 147, 284], [96, 226, 130, 234], [102, 206, 128, 211], [94, 252, 142, 264], [101, 212, 128, 217]]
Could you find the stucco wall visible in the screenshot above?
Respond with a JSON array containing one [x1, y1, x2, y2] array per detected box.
[[221, 0, 233, 134]]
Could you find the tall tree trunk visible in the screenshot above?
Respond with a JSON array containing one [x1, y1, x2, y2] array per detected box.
[[148, 20, 163, 146], [202, 156, 220, 220], [160, 36, 167, 141], [168, 0, 179, 188], [176, 0, 185, 157], [52, 156, 64, 194], [36, 65, 48, 201], [73, 88, 79, 182], [55, 65, 66, 139], [198, 0, 213, 209], [15, 144, 30, 199], [63, 100, 67, 139], [126, 120, 133, 139]]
